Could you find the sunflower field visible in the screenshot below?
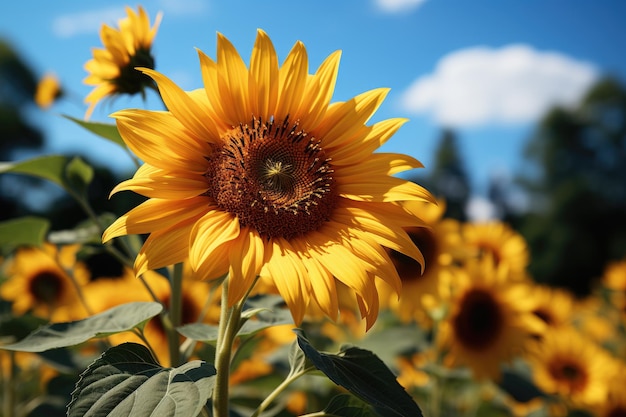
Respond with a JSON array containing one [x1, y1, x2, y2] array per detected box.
[[1, 5, 626, 417]]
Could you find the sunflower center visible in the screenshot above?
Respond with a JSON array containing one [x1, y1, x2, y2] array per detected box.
[[29, 270, 64, 305], [453, 288, 503, 351], [204, 117, 337, 240], [549, 359, 588, 392]]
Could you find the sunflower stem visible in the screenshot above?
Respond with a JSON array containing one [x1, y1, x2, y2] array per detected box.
[[167, 262, 184, 366], [250, 366, 315, 417], [212, 275, 245, 417]]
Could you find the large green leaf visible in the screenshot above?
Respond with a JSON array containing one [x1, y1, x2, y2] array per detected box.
[[0, 302, 163, 352], [294, 329, 423, 417], [0, 216, 50, 255], [63, 115, 126, 149], [0, 154, 93, 197], [68, 342, 216, 417]]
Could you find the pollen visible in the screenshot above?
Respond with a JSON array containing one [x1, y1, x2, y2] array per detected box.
[[204, 117, 337, 240]]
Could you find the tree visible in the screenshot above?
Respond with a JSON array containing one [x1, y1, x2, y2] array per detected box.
[[419, 128, 471, 221], [517, 77, 626, 295]]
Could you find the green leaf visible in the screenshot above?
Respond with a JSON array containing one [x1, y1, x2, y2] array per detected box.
[[176, 323, 220, 344], [294, 329, 423, 417], [0, 154, 94, 197], [65, 156, 94, 197], [0, 154, 69, 189], [324, 394, 379, 417], [63, 115, 126, 149], [0, 216, 50, 255], [0, 302, 163, 352], [68, 342, 216, 417]]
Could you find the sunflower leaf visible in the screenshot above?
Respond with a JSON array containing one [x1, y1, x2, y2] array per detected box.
[[176, 323, 220, 344], [63, 115, 126, 149], [323, 394, 379, 417], [0, 216, 50, 255], [294, 329, 423, 417], [0, 302, 163, 352], [0, 154, 94, 198], [67, 342, 216, 417], [64, 156, 94, 198]]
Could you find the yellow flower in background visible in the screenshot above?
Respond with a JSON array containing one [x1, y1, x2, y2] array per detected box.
[[595, 361, 626, 417], [602, 258, 626, 291], [35, 72, 63, 109], [0, 244, 86, 320], [103, 29, 433, 329], [438, 256, 544, 380], [83, 6, 162, 119], [381, 198, 463, 322], [460, 221, 529, 275], [529, 284, 575, 330], [525, 326, 615, 408]]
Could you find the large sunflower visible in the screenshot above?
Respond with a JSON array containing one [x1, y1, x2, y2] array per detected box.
[[83, 6, 162, 119], [437, 256, 544, 380], [103, 30, 432, 328]]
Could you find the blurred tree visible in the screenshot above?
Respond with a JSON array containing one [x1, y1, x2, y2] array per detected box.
[[418, 128, 471, 221], [517, 77, 626, 295], [0, 38, 46, 220]]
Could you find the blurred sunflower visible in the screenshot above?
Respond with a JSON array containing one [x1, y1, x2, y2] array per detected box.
[[438, 256, 544, 380], [602, 258, 626, 291], [381, 198, 463, 322], [0, 244, 86, 320], [83, 6, 162, 119], [35, 72, 63, 109], [595, 361, 626, 417], [84, 269, 218, 366], [525, 326, 615, 407], [529, 284, 575, 331], [460, 221, 529, 275], [103, 29, 433, 328]]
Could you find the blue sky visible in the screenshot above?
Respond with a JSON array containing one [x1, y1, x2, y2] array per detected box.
[[2, 0, 625, 218]]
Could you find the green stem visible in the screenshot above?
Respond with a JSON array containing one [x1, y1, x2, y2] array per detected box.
[[167, 263, 184, 366], [212, 275, 245, 417], [250, 366, 315, 417]]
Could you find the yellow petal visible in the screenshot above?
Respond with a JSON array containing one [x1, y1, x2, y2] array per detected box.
[[261, 238, 308, 324], [275, 41, 308, 122], [315, 88, 389, 149], [338, 176, 435, 203], [135, 217, 195, 275], [248, 29, 279, 121], [227, 227, 265, 306], [103, 197, 209, 242], [111, 164, 208, 199], [139, 68, 220, 141], [217, 33, 251, 124], [189, 210, 240, 270]]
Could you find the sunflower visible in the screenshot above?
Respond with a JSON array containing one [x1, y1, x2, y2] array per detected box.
[[35, 72, 63, 109], [602, 259, 626, 291], [437, 256, 544, 380], [103, 29, 432, 329], [528, 284, 575, 331], [525, 326, 616, 407], [460, 221, 529, 275], [595, 361, 626, 417], [84, 269, 218, 366], [381, 198, 463, 322], [83, 6, 162, 119], [0, 244, 86, 320]]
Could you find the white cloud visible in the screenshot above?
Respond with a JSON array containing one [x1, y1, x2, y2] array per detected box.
[[374, 0, 427, 13], [52, 1, 208, 38], [465, 196, 499, 222], [52, 6, 126, 38], [401, 44, 598, 127]]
